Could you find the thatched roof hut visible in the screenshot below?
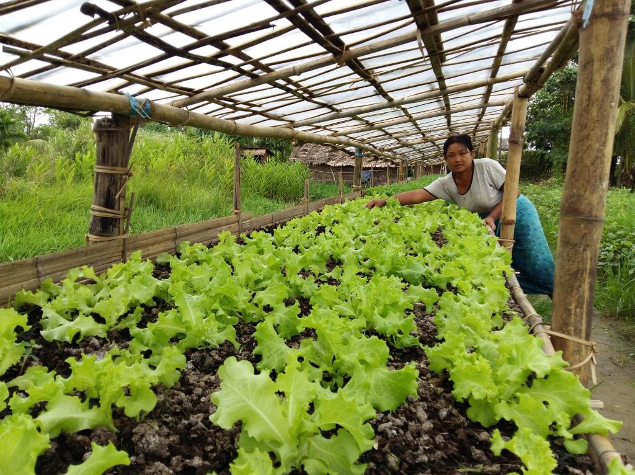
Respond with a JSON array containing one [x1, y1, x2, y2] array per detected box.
[[289, 143, 397, 168]]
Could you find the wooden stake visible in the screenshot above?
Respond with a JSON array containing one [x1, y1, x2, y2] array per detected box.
[[233, 142, 242, 232], [552, 0, 630, 385], [488, 125, 500, 159], [88, 115, 131, 244], [499, 88, 527, 252], [353, 156, 362, 193]]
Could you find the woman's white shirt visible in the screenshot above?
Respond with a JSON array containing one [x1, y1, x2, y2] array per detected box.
[[423, 158, 506, 214]]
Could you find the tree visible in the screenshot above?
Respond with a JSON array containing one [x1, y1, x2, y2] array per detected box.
[[614, 39, 635, 190], [0, 108, 26, 149], [525, 64, 578, 176]]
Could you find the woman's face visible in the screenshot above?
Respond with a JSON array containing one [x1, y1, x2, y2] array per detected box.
[[445, 142, 474, 173]]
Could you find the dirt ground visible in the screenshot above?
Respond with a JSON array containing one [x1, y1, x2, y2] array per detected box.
[[591, 314, 635, 464]]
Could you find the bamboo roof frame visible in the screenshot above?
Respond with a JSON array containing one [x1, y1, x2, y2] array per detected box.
[[0, 0, 580, 165]]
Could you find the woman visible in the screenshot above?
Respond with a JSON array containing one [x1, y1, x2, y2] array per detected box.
[[366, 134, 554, 296]]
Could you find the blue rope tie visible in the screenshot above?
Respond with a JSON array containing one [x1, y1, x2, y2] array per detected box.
[[125, 93, 151, 119]]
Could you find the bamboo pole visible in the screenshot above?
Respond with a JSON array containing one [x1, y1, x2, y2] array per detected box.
[[551, 0, 629, 385], [353, 155, 363, 193], [499, 88, 528, 252], [0, 76, 399, 162], [338, 168, 343, 203], [488, 125, 500, 158], [233, 143, 242, 232], [88, 115, 131, 244]]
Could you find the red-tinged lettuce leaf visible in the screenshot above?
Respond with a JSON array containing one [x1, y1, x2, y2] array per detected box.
[[301, 430, 367, 475], [36, 392, 115, 437], [491, 428, 556, 475], [63, 441, 129, 475], [0, 413, 50, 475]]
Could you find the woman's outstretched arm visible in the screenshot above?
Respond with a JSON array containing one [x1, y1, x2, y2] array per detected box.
[[366, 188, 437, 208]]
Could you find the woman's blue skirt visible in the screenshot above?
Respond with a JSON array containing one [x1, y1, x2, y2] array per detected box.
[[483, 195, 555, 296]]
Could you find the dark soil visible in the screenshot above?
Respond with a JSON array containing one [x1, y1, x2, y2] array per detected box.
[[4, 225, 596, 475]]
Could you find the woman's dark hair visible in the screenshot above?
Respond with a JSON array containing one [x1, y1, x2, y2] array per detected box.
[[443, 134, 473, 156]]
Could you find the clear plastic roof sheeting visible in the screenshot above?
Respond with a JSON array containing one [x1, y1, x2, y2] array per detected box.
[[0, 0, 581, 164]]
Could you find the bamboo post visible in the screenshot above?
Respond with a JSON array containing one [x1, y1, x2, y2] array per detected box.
[[88, 115, 131, 244], [304, 178, 310, 213], [488, 125, 500, 159], [499, 88, 528, 252], [371, 167, 374, 187], [233, 143, 242, 233], [338, 168, 343, 203], [398, 162, 404, 182], [387, 167, 391, 184], [552, 0, 630, 385], [353, 149, 363, 194], [498, 127, 504, 161]]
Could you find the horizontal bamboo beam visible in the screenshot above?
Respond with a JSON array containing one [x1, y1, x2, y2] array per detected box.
[[171, 0, 559, 108], [0, 76, 401, 161], [291, 69, 529, 128]]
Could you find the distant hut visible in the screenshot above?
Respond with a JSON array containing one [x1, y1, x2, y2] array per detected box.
[[289, 143, 399, 185], [240, 147, 273, 163]]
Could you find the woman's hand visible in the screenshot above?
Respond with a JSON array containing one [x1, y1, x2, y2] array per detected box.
[[483, 216, 497, 234], [366, 198, 387, 209]]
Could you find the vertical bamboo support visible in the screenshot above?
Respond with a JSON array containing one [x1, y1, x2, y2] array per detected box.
[[353, 154, 363, 194], [398, 162, 404, 182], [338, 168, 343, 203], [371, 167, 374, 187], [499, 88, 528, 252], [233, 143, 242, 232], [498, 127, 504, 161], [488, 125, 500, 159], [88, 115, 131, 244], [387, 167, 391, 184], [552, 0, 629, 385], [304, 179, 310, 213]]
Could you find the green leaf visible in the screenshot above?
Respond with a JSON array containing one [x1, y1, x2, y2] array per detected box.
[[563, 438, 588, 455], [301, 430, 367, 475], [210, 357, 293, 447], [36, 392, 114, 437], [229, 448, 277, 475], [495, 393, 553, 438], [0, 413, 50, 475], [569, 408, 622, 437], [253, 319, 292, 372], [608, 457, 635, 475], [62, 441, 130, 475], [490, 428, 557, 475]]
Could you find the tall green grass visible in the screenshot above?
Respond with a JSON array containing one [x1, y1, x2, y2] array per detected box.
[[522, 180, 635, 337], [0, 126, 311, 262]]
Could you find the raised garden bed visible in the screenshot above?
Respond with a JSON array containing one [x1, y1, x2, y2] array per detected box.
[[0, 199, 623, 475]]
